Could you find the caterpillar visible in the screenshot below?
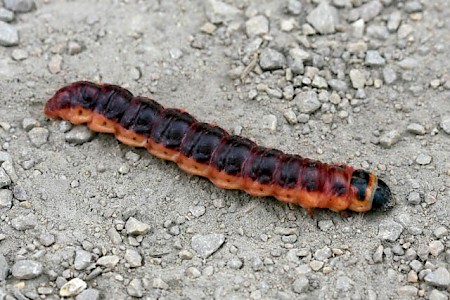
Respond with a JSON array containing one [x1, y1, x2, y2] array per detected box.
[[44, 81, 394, 214]]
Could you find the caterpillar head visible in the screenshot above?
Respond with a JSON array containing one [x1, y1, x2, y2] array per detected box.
[[348, 170, 394, 212]]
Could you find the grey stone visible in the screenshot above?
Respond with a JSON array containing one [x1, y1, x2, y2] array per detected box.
[[292, 275, 309, 293], [351, 19, 365, 38], [373, 245, 384, 263], [314, 246, 332, 261], [65, 126, 95, 144], [397, 286, 418, 297], [387, 11, 402, 32], [124, 249, 142, 267], [245, 15, 269, 37], [186, 266, 201, 278], [407, 191, 421, 205], [287, 0, 302, 15], [75, 289, 100, 300], [12, 185, 27, 201], [404, 1, 423, 13], [0, 8, 14, 22], [306, 2, 339, 34], [1, 160, 17, 183], [0, 189, 12, 209], [204, 0, 241, 24], [328, 79, 348, 91], [409, 260, 422, 272], [127, 278, 144, 297], [11, 213, 38, 230], [96, 255, 119, 268], [398, 24, 414, 39], [398, 57, 419, 70], [0, 21, 18, 46], [4, 0, 35, 12], [429, 241, 445, 257], [383, 67, 397, 84], [260, 48, 286, 71], [336, 276, 354, 292], [74, 250, 91, 270], [107, 228, 122, 244], [379, 130, 401, 148], [190, 205, 206, 218], [424, 267, 450, 287], [125, 217, 151, 236], [349, 69, 366, 89], [440, 116, 450, 134], [227, 257, 243, 269], [48, 54, 63, 74], [11, 260, 43, 279], [416, 153, 432, 165], [22, 117, 39, 131], [261, 114, 277, 132], [378, 220, 404, 242], [318, 220, 334, 231], [28, 127, 49, 147], [60, 278, 87, 297], [0, 254, 8, 281], [433, 226, 448, 239], [366, 24, 390, 40], [365, 50, 386, 66], [358, 0, 383, 22], [191, 233, 225, 258], [312, 75, 328, 89], [429, 289, 448, 300], [39, 232, 55, 246], [67, 41, 82, 55], [153, 277, 169, 290], [295, 91, 321, 114], [407, 123, 426, 135]]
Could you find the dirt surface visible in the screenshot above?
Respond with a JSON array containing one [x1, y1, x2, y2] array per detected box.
[[0, 0, 449, 299]]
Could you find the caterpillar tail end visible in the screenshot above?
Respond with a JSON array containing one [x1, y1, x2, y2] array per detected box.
[[372, 179, 395, 211]]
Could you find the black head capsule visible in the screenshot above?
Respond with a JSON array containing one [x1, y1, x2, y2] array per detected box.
[[372, 179, 394, 211]]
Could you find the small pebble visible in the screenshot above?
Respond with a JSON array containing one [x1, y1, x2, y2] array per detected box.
[[383, 67, 397, 84], [67, 41, 82, 55], [429, 289, 448, 300], [0, 254, 8, 281], [191, 233, 225, 258], [335, 276, 354, 292], [378, 219, 404, 242], [259, 48, 286, 71], [358, 0, 383, 21], [186, 266, 201, 278], [0, 20, 19, 46], [153, 278, 169, 290], [424, 267, 450, 287], [433, 226, 448, 239], [190, 205, 206, 218], [28, 127, 49, 148], [4, 0, 35, 12], [283, 110, 297, 125], [365, 50, 386, 66], [96, 255, 120, 268], [39, 232, 55, 247], [65, 126, 95, 144], [295, 91, 321, 114], [11, 213, 38, 230], [287, 0, 302, 15], [48, 54, 63, 74], [12, 185, 27, 201], [11, 260, 43, 279], [416, 153, 432, 165], [0, 8, 14, 22], [407, 191, 421, 205], [440, 116, 450, 134], [306, 1, 339, 34], [74, 249, 92, 270], [127, 278, 144, 298], [379, 130, 401, 148], [125, 217, 151, 236], [318, 220, 334, 231], [314, 246, 332, 261], [429, 241, 444, 257], [309, 260, 324, 271], [0, 189, 12, 209], [373, 245, 384, 263], [204, 0, 241, 24], [11, 48, 27, 60], [227, 257, 243, 269], [59, 278, 87, 297], [407, 123, 426, 135], [349, 69, 366, 89], [292, 275, 309, 293], [75, 289, 100, 300], [397, 286, 418, 297], [261, 114, 277, 132], [124, 249, 142, 267], [245, 15, 269, 37]]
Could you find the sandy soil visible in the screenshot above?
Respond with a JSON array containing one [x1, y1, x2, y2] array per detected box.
[[0, 0, 449, 299]]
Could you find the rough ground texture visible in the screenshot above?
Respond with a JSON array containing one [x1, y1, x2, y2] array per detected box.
[[0, 0, 449, 299]]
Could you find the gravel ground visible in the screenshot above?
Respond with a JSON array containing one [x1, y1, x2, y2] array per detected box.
[[0, 0, 449, 299]]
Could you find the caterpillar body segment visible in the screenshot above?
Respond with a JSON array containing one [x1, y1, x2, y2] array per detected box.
[[44, 81, 394, 214]]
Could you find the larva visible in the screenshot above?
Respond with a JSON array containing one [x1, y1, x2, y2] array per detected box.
[[44, 81, 394, 214]]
